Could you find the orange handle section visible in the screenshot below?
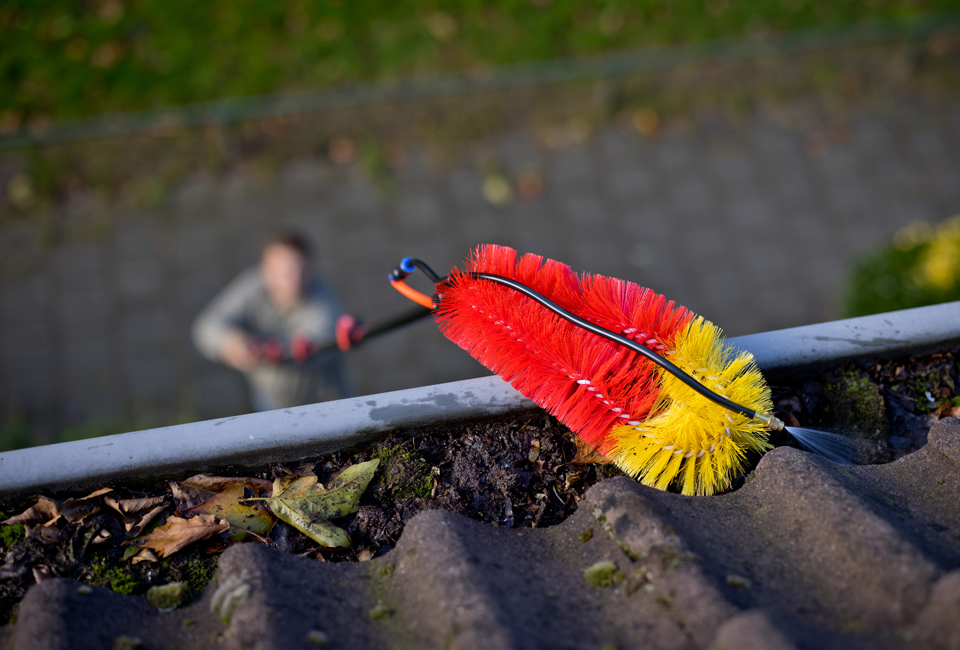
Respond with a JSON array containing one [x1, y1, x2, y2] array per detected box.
[[391, 279, 435, 309]]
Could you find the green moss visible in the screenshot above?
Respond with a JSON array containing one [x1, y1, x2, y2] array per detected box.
[[369, 603, 393, 620], [821, 367, 887, 434], [146, 582, 191, 611], [373, 446, 433, 501], [0, 518, 25, 550], [112, 636, 144, 650], [584, 561, 625, 588], [578, 528, 594, 543], [161, 554, 218, 594], [85, 556, 142, 594]]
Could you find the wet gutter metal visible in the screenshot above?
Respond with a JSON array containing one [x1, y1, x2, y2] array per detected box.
[[1, 301, 957, 496]]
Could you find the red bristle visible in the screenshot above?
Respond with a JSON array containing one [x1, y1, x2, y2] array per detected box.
[[435, 245, 692, 453]]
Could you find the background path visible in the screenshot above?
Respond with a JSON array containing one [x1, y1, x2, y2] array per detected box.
[[1, 98, 958, 442]]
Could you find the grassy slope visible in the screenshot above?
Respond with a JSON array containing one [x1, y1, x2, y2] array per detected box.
[[1, 0, 954, 124]]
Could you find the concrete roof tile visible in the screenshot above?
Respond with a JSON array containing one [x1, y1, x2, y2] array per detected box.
[[5, 418, 960, 650]]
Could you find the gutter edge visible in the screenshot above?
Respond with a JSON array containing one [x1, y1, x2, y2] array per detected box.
[[1, 301, 957, 496]]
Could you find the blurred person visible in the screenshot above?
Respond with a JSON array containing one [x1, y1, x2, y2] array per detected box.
[[193, 232, 353, 411]]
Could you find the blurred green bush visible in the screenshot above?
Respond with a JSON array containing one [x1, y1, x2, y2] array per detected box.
[[845, 216, 960, 316]]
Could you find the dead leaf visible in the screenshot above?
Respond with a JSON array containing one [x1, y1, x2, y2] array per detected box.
[[168, 482, 216, 512], [935, 400, 960, 420], [181, 474, 273, 493], [184, 485, 274, 538], [126, 504, 168, 538], [60, 488, 112, 524], [169, 475, 272, 512], [3, 497, 61, 527], [135, 514, 229, 558], [568, 437, 613, 465], [131, 548, 158, 565], [528, 439, 541, 463], [104, 495, 165, 515], [105, 496, 168, 537], [246, 459, 379, 548], [31, 566, 54, 583]]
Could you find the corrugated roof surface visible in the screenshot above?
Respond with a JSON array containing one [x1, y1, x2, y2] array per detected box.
[[4, 417, 960, 650]]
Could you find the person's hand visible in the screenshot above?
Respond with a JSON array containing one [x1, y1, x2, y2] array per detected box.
[[336, 314, 366, 351], [220, 331, 258, 371]]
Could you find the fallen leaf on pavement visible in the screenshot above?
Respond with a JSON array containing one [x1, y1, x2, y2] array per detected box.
[[135, 514, 229, 558]]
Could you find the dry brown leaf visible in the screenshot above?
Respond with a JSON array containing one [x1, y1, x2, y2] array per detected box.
[[935, 401, 960, 420], [104, 495, 168, 537], [135, 514, 229, 558], [3, 497, 60, 526], [60, 488, 113, 524], [31, 566, 54, 583], [90, 529, 112, 545], [181, 474, 273, 493], [126, 504, 168, 538], [528, 439, 541, 463], [168, 481, 216, 512], [131, 548, 158, 565], [168, 475, 272, 513], [183, 485, 273, 538], [104, 495, 165, 515], [568, 437, 613, 465]]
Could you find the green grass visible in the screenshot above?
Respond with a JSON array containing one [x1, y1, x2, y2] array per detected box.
[[1, 0, 954, 126]]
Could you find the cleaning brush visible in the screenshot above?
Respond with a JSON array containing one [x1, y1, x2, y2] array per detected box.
[[390, 245, 784, 496]]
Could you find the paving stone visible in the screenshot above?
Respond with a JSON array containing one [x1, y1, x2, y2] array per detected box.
[[61, 338, 113, 383], [551, 146, 596, 187], [445, 167, 486, 208], [1, 274, 50, 328], [558, 194, 607, 227], [668, 177, 714, 214], [56, 288, 111, 342], [120, 307, 173, 350], [3, 98, 960, 429], [116, 257, 164, 302], [53, 242, 103, 292], [122, 354, 177, 401], [396, 193, 443, 230], [493, 131, 542, 172], [169, 174, 220, 215], [195, 370, 249, 419], [172, 222, 221, 270], [113, 219, 160, 261]]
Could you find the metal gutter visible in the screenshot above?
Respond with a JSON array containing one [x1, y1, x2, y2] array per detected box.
[[0, 377, 537, 497], [1, 301, 957, 497], [731, 301, 960, 378]]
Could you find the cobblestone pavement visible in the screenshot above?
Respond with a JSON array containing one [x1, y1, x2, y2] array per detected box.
[[1, 98, 959, 442]]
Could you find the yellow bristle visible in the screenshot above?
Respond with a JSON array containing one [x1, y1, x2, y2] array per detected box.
[[608, 317, 773, 496]]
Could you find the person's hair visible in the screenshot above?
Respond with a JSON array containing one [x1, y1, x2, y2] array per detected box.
[[263, 232, 311, 259]]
